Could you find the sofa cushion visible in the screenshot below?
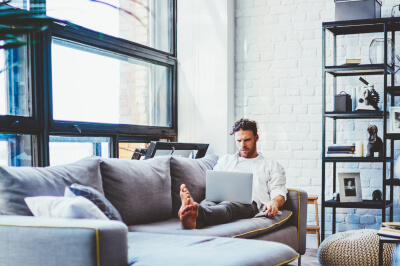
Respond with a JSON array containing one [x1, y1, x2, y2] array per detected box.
[[65, 184, 122, 221], [170, 155, 218, 217], [0, 156, 103, 216], [128, 232, 299, 266], [128, 209, 292, 239], [100, 157, 171, 225]]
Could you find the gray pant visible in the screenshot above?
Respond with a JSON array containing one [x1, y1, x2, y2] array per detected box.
[[196, 200, 259, 229]]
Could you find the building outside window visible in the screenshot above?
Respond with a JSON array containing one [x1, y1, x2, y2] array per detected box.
[[0, 0, 177, 166]]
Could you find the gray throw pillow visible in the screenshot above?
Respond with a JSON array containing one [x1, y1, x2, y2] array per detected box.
[[0, 156, 103, 216], [170, 155, 219, 217], [100, 157, 171, 225], [67, 183, 122, 221]]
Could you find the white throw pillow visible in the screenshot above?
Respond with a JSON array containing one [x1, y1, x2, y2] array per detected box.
[[24, 195, 109, 220], [64, 186, 76, 198]]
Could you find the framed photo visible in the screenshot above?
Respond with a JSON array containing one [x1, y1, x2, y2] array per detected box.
[[338, 172, 362, 202], [389, 107, 400, 133]]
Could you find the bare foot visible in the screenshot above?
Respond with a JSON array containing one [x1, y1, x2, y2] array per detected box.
[[180, 202, 199, 230], [178, 184, 198, 229], [178, 184, 194, 218]]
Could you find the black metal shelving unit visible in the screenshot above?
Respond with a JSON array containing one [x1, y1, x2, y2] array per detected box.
[[322, 18, 400, 241]]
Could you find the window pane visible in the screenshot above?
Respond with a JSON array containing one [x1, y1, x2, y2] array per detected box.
[[0, 133, 34, 166], [119, 142, 148, 159], [49, 136, 110, 166], [52, 39, 171, 127], [0, 45, 31, 117], [46, 0, 172, 53], [9, 0, 30, 10]]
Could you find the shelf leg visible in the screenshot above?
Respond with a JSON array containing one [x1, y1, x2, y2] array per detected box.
[[332, 207, 336, 235]]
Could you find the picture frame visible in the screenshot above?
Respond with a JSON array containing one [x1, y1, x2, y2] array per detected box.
[[338, 172, 362, 202], [389, 107, 400, 133]]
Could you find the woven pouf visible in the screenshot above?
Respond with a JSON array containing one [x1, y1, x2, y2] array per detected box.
[[317, 229, 395, 266]]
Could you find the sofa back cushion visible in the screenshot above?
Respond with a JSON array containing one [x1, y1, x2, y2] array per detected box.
[[100, 157, 171, 225], [170, 155, 218, 217], [0, 156, 103, 216]]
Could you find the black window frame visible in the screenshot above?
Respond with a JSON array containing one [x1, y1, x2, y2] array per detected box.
[[0, 0, 178, 166]]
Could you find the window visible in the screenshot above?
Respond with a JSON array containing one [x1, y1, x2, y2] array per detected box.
[[0, 133, 35, 166], [0, 44, 31, 117], [118, 142, 148, 160], [47, 0, 172, 53], [49, 136, 110, 165], [52, 39, 171, 126], [0, 0, 177, 166]]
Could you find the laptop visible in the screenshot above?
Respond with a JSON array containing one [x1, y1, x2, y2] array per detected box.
[[205, 170, 253, 204]]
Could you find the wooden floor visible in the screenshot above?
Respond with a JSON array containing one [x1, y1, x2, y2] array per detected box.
[[288, 234, 320, 265], [288, 248, 319, 265]]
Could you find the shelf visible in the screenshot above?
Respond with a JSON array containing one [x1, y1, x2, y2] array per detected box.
[[386, 179, 400, 186], [386, 133, 400, 139], [387, 87, 400, 96], [323, 17, 400, 35], [325, 64, 394, 76], [322, 18, 399, 239], [324, 157, 384, 162], [325, 111, 383, 119], [324, 199, 392, 209]]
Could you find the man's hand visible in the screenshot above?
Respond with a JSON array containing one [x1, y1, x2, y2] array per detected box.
[[262, 195, 285, 217], [262, 200, 279, 217]]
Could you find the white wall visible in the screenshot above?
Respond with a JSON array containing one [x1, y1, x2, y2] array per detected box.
[[177, 0, 235, 156]]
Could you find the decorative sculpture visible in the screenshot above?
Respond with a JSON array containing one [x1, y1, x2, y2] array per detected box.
[[366, 125, 383, 157], [372, 189, 382, 202]]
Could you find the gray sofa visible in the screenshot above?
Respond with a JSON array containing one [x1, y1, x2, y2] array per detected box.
[[0, 155, 307, 266]]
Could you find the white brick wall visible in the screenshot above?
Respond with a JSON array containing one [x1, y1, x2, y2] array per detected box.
[[235, 0, 400, 235]]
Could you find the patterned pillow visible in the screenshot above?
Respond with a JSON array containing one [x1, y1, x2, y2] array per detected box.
[[66, 183, 122, 221]]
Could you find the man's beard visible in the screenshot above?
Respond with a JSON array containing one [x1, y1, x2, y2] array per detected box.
[[239, 145, 256, 158]]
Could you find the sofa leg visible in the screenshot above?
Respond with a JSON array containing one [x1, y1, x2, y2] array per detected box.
[[297, 255, 301, 266]]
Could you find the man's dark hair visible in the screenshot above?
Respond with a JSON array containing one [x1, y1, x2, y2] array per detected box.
[[230, 118, 258, 137]]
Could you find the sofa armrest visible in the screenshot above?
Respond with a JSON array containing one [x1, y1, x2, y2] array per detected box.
[[283, 189, 308, 255], [0, 215, 128, 266]]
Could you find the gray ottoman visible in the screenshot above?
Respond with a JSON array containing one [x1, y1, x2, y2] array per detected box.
[[128, 232, 299, 266], [318, 229, 395, 266]]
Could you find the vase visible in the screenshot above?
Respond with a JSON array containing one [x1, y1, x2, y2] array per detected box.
[[369, 38, 394, 65], [392, 4, 400, 17]]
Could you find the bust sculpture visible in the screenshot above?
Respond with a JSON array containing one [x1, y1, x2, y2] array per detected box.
[[372, 189, 382, 202], [366, 125, 383, 157]]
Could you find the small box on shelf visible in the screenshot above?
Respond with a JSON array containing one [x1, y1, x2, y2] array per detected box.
[[335, 0, 381, 21], [335, 92, 352, 112]]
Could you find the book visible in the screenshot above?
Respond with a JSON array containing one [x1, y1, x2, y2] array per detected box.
[[378, 226, 400, 239], [382, 222, 400, 230], [327, 150, 354, 154], [345, 59, 361, 64], [328, 146, 355, 152], [325, 153, 355, 157]]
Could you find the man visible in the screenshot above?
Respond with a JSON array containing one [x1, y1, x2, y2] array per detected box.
[[179, 118, 287, 230]]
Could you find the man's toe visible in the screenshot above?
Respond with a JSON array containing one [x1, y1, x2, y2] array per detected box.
[[180, 184, 187, 191]]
